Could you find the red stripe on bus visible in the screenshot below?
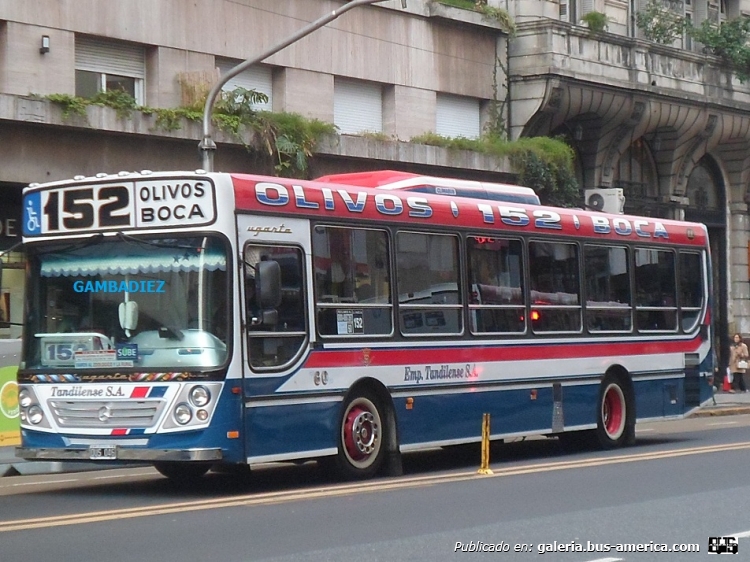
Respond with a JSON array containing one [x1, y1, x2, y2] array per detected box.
[[303, 337, 702, 368]]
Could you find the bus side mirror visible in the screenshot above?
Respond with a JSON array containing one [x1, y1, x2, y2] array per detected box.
[[256, 260, 281, 309]]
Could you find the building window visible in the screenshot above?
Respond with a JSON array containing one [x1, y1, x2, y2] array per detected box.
[[334, 78, 383, 135], [75, 37, 145, 103], [559, 0, 576, 23], [216, 59, 273, 111], [436, 93, 480, 139]]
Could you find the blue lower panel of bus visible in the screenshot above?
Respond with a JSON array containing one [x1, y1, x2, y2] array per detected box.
[[632, 378, 683, 419], [245, 400, 339, 459], [394, 377, 684, 446], [240, 376, 685, 460], [395, 384, 597, 446]]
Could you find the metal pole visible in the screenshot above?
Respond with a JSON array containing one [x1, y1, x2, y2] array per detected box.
[[477, 413, 493, 475], [199, 0, 406, 172]]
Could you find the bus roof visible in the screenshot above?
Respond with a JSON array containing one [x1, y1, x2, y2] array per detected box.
[[316, 170, 540, 205], [231, 172, 708, 247]]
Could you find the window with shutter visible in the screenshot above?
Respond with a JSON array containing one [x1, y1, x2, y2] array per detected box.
[[334, 78, 383, 135], [435, 93, 480, 139], [75, 36, 145, 104], [560, 0, 570, 21], [216, 59, 273, 111]]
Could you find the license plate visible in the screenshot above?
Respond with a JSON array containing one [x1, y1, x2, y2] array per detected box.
[[89, 446, 117, 460]]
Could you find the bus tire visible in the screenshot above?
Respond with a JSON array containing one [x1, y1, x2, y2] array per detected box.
[[154, 461, 210, 483], [595, 375, 633, 449], [336, 392, 385, 479]]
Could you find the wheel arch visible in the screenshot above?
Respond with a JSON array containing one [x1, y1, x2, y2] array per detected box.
[[342, 377, 400, 460], [338, 377, 403, 476]]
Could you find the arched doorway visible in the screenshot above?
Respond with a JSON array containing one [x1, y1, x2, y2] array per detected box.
[[684, 156, 727, 377]]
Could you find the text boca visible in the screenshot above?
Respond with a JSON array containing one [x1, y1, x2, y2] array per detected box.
[[135, 180, 216, 227]]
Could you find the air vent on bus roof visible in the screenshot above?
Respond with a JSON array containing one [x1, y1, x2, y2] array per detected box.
[[397, 184, 540, 205], [315, 170, 540, 205]]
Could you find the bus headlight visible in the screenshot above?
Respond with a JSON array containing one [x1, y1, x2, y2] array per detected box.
[[189, 385, 211, 408], [27, 405, 44, 425], [174, 403, 193, 425], [18, 388, 33, 408]]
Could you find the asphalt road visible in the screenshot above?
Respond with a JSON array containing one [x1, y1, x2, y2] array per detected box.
[[1, 416, 749, 562]]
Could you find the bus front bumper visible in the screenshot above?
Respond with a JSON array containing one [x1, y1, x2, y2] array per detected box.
[[15, 447, 223, 462]]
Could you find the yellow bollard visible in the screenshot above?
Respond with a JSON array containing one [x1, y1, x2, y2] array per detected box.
[[477, 412, 494, 475]]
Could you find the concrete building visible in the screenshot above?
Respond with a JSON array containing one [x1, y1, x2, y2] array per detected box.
[[0, 0, 514, 341], [507, 0, 750, 365], [0, 0, 745, 365]]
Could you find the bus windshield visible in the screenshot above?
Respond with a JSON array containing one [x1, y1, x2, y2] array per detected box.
[[23, 235, 229, 371]]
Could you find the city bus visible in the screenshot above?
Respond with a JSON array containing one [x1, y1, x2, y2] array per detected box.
[[12, 169, 714, 481]]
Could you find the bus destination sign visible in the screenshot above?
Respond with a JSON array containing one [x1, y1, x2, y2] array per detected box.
[[23, 179, 216, 236]]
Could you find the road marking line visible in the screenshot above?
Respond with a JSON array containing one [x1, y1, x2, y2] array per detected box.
[[731, 529, 750, 538], [707, 421, 738, 426], [2, 441, 750, 532], [583, 558, 623, 562]]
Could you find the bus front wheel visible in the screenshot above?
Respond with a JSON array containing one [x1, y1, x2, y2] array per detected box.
[[595, 376, 634, 448], [337, 393, 385, 479]]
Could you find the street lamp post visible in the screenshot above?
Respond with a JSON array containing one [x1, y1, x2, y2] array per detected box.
[[199, 0, 406, 172]]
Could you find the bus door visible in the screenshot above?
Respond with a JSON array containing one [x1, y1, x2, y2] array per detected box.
[[235, 215, 312, 379]]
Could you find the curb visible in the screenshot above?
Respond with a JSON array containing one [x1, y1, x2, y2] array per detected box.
[[688, 407, 750, 418]]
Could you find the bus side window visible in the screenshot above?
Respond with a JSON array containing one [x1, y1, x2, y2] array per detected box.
[[244, 245, 307, 370], [313, 225, 392, 337]]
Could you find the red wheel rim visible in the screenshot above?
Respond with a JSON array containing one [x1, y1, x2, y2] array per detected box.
[[341, 398, 381, 469], [602, 384, 625, 440]]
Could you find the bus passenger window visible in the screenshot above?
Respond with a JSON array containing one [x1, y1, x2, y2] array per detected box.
[[313, 225, 392, 337], [467, 236, 525, 334], [679, 251, 704, 332], [584, 245, 632, 333], [634, 248, 677, 332], [397, 232, 462, 336], [528, 241, 581, 333]]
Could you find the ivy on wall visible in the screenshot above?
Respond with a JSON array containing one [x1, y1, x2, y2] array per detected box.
[[410, 133, 580, 207], [42, 88, 336, 178]]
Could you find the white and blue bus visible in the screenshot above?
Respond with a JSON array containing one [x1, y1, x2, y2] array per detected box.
[[12, 169, 714, 481]]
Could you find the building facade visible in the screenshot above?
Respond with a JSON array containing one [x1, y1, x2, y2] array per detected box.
[[507, 0, 750, 365], [0, 0, 746, 367]]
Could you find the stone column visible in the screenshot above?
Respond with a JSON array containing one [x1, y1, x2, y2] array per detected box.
[[729, 202, 750, 335]]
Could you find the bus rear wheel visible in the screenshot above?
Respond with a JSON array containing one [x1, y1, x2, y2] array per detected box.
[[337, 393, 385, 479], [154, 461, 211, 483], [595, 376, 633, 448]]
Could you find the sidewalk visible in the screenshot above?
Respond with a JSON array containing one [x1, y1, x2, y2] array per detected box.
[[689, 387, 750, 418]]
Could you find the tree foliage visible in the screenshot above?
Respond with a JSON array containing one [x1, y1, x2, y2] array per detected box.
[[689, 16, 750, 82], [635, 0, 688, 44]]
